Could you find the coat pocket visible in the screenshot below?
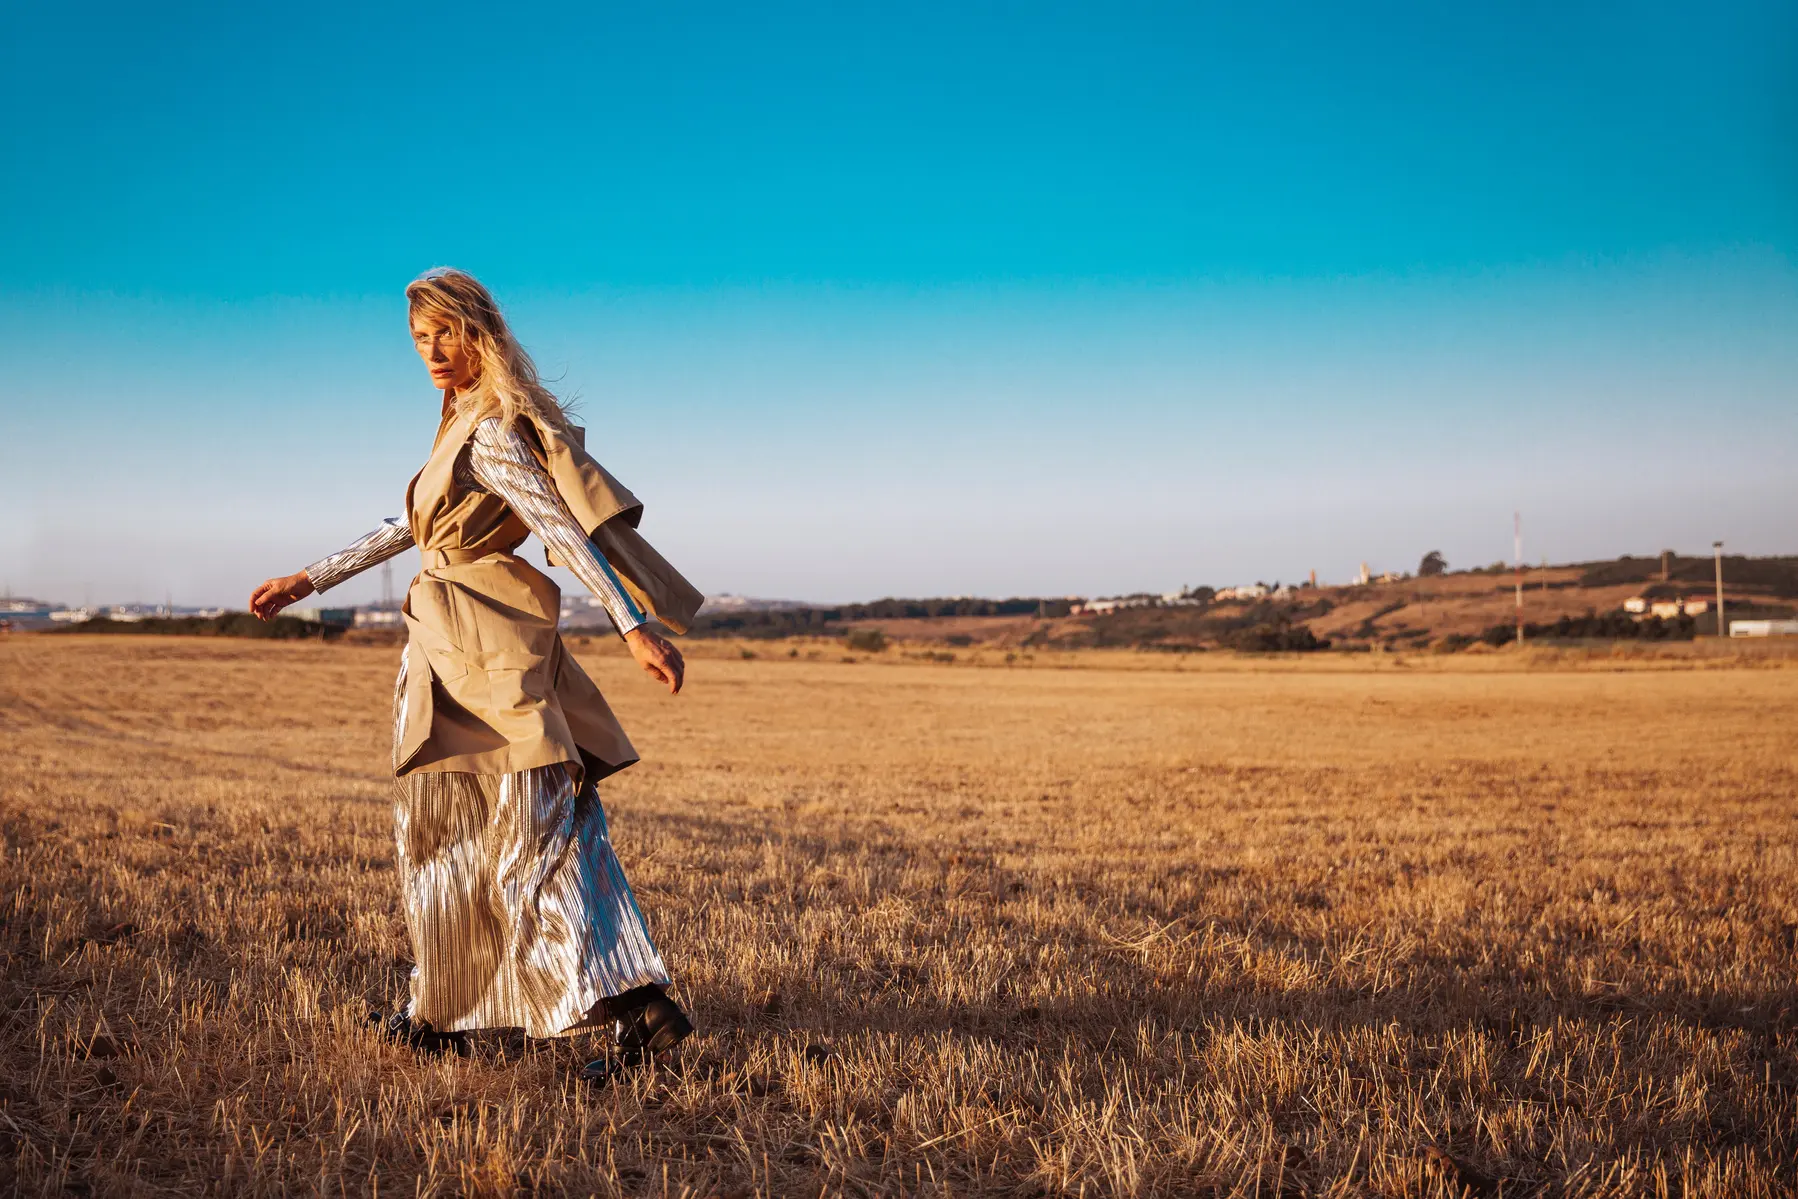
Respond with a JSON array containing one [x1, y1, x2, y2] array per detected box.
[[394, 644, 437, 775]]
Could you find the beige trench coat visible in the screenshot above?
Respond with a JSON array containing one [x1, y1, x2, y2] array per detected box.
[[395, 402, 703, 782]]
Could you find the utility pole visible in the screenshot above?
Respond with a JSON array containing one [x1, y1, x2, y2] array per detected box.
[[1514, 511, 1524, 645], [1714, 541, 1725, 638]]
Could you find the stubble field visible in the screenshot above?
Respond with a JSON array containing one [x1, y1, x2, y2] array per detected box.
[[1, 635, 1795, 1197]]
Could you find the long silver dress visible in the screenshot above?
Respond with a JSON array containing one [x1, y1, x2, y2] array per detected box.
[[306, 418, 669, 1037]]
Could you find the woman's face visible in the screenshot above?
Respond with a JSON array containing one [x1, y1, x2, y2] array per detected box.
[[411, 310, 480, 393]]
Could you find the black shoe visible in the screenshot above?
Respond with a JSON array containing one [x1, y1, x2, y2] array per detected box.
[[616, 990, 694, 1057], [578, 986, 693, 1085], [369, 1010, 469, 1057]]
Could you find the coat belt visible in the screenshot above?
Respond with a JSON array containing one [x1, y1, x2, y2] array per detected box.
[[421, 547, 514, 567]]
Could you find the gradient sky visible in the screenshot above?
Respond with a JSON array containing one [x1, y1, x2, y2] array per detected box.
[[4, 1, 1794, 607]]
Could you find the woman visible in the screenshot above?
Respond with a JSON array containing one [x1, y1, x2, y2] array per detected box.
[[250, 268, 701, 1083]]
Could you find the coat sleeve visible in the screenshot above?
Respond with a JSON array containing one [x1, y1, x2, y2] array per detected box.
[[304, 518, 414, 593], [587, 519, 704, 635], [467, 418, 649, 637], [529, 415, 706, 634]]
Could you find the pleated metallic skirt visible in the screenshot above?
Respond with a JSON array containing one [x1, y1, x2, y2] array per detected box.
[[390, 648, 670, 1036]]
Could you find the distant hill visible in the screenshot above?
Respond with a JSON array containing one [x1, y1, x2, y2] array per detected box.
[[1575, 555, 1798, 595], [685, 554, 1798, 652]]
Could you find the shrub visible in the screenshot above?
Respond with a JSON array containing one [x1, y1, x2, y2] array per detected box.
[[842, 628, 888, 653], [1480, 623, 1515, 648], [1222, 623, 1330, 653]]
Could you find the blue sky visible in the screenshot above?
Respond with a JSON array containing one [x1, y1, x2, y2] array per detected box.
[[4, 1, 1794, 606]]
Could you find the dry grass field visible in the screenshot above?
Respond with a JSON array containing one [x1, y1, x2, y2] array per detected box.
[[2, 635, 1795, 1197]]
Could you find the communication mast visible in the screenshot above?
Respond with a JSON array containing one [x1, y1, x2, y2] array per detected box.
[[1514, 512, 1524, 645], [381, 560, 395, 608], [1713, 541, 1725, 638]]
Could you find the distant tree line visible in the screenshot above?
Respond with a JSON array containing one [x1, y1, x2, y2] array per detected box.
[[1222, 621, 1331, 652], [1052, 596, 1335, 651], [689, 596, 1077, 638], [50, 614, 345, 640], [1458, 609, 1696, 649]]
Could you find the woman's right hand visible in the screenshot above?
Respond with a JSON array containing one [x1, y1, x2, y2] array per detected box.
[[249, 572, 316, 620]]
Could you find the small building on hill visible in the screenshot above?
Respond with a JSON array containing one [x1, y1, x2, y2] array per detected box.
[[1628, 596, 1709, 618]]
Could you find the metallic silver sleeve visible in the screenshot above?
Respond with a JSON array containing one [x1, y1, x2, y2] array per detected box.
[[466, 418, 648, 637], [303, 517, 414, 594]]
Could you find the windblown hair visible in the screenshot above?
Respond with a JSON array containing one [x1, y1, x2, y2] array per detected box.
[[405, 268, 573, 435]]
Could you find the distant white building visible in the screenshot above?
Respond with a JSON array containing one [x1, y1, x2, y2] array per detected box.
[[1079, 596, 1154, 615], [1623, 597, 1648, 614], [697, 593, 805, 615], [287, 606, 356, 627], [1731, 620, 1798, 638]]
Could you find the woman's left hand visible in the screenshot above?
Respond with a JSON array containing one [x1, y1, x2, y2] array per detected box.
[[624, 626, 685, 694]]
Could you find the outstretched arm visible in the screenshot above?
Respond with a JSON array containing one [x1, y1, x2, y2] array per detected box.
[[467, 418, 684, 694], [301, 518, 415, 594], [249, 518, 415, 620]]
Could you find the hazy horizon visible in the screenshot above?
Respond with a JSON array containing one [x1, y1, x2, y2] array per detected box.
[[5, 3, 1794, 609]]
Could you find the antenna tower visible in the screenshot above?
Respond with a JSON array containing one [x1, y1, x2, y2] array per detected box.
[[1514, 512, 1524, 646], [1713, 541, 1725, 639]]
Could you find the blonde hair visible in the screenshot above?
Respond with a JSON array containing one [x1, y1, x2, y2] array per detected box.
[[405, 268, 573, 434]]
